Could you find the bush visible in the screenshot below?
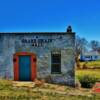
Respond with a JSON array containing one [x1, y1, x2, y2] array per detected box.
[[78, 75, 99, 88]]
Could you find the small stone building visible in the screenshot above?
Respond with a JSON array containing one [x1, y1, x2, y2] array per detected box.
[[0, 26, 75, 86]]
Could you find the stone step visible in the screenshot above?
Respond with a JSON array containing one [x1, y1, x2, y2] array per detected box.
[[12, 81, 35, 87]]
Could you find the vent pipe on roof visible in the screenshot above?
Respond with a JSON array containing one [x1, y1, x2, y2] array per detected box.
[[67, 25, 72, 32]]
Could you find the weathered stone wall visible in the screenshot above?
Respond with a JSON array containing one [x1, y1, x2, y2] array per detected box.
[[0, 33, 75, 86]]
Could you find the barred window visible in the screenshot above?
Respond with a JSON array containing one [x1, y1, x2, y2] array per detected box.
[[51, 51, 61, 74]]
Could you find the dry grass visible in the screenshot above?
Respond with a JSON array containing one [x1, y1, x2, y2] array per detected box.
[[80, 60, 100, 69], [76, 69, 100, 81], [0, 79, 100, 100]]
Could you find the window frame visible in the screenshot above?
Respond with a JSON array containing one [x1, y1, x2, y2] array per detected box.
[[51, 51, 61, 74]]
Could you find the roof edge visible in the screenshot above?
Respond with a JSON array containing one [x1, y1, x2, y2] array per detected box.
[[0, 32, 75, 34]]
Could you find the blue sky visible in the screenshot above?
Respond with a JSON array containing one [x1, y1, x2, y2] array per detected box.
[[0, 0, 100, 41]]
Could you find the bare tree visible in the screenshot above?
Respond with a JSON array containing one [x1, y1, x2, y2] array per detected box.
[[90, 40, 100, 51], [75, 36, 88, 68]]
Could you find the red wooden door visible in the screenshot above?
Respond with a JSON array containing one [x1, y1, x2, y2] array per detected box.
[[13, 52, 36, 81]]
